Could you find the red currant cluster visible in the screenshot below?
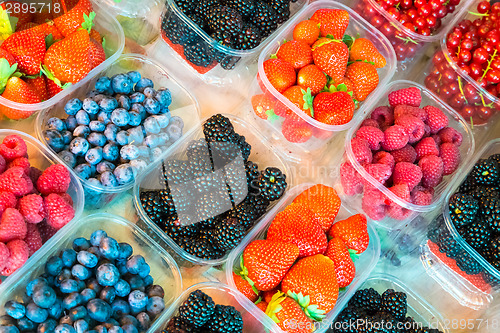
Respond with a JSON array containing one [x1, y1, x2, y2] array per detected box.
[[425, 1, 500, 125]]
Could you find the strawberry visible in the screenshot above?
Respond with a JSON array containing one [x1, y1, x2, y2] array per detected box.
[[293, 20, 320, 46], [241, 239, 299, 291], [263, 289, 279, 303], [53, 1, 93, 37], [26, 20, 64, 40], [276, 40, 313, 70], [17, 22, 38, 31], [281, 254, 339, 318], [345, 61, 379, 102], [0, 77, 41, 119], [0, 48, 16, 66], [1, 1, 33, 29], [349, 38, 387, 68], [233, 272, 259, 302], [292, 184, 341, 232], [255, 300, 268, 313], [328, 214, 369, 254], [90, 28, 102, 43], [26, 76, 49, 101], [325, 238, 356, 288], [267, 203, 327, 258], [2, 29, 46, 75], [265, 292, 313, 333], [311, 9, 349, 39], [312, 38, 349, 83], [281, 117, 312, 143], [251, 94, 280, 120], [282, 86, 313, 118], [33, 8, 53, 24], [263, 58, 296, 93], [297, 64, 327, 96], [313, 91, 354, 125], [89, 38, 106, 69], [337, 77, 356, 98]]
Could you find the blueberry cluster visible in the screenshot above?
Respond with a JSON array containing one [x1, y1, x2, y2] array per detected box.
[[43, 71, 185, 188], [0, 230, 166, 333]]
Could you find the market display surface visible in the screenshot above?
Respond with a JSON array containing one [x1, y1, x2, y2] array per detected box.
[[1, 0, 500, 332]]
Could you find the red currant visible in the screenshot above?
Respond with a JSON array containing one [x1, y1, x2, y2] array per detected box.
[[477, 1, 491, 14], [472, 48, 489, 64], [458, 49, 472, 63], [486, 69, 500, 84]]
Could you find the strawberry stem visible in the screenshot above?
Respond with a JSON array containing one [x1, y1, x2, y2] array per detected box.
[[81, 12, 96, 33], [0, 59, 17, 94]]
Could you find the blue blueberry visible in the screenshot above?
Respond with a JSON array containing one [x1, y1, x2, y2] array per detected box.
[[126, 277, 145, 291], [110, 300, 130, 319], [126, 256, 146, 275], [86, 279, 102, 294], [153, 114, 170, 128], [55, 323, 76, 333], [0, 315, 15, 326], [0, 326, 18, 333], [95, 325, 108, 333], [49, 299, 63, 319], [83, 98, 100, 115], [155, 88, 172, 107], [144, 98, 160, 115], [75, 110, 90, 126], [116, 260, 128, 276], [60, 279, 79, 294], [89, 121, 106, 132], [129, 159, 147, 174], [87, 299, 112, 322], [65, 98, 83, 116], [166, 124, 182, 142], [169, 116, 184, 130], [85, 147, 104, 165], [68, 306, 87, 321], [117, 95, 131, 110], [99, 98, 118, 112], [108, 326, 123, 333], [99, 171, 118, 187], [69, 137, 90, 157], [128, 111, 141, 127], [80, 288, 96, 303], [95, 77, 111, 93], [121, 324, 138, 333], [74, 318, 89, 333], [73, 163, 92, 180], [96, 161, 115, 174], [158, 105, 169, 114], [112, 74, 133, 94], [26, 278, 48, 297], [44, 130, 65, 153], [92, 93, 107, 103], [116, 131, 129, 146], [55, 268, 72, 288], [130, 103, 146, 120], [137, 146, 149, 158], [134, 78, 154, 92], [26, 303, 48, 323], [32, 285, 57, 309], [102, 143, 119, 162], [114, 280, 131, 298], [127, 71, 141, 84], [96, 263, 120, 286], [77, 251, 97, 269], [143, 275, 153, 287], [38, 319, 58, 333], [58, 150, 77, 168], [105, 319, 120, 327], [129, 93, 145, 104], [63, 292, 82, 310], [73, 237, 91, 251], [111, 108, 130, 127], [126, 127, 144, 145], [5, 301, 25, 319], [76, 280, 86, 292], [158, 132, 169, 145], [143, 117, 160, 134], [17, 316, 36, 331], [98, 111, 112, 125], [60, 249, 77, 268], [46, 256, 63, 276], [136, 312, 150, 331], [71, 264, 91, 280], [151, 147, 163, 160], [99, 237, 120, 260], [117, 243, 133, 260], [65, 116, 78, 131], [144, 134, 160, 148], [120, 145, 139, 161], [104, 124, 118, 143], [119, 315, 138, 327], [146, 296, 164, 316], [100, 287, 116, 303], [62, 131, 73, 145], [143, 87, 155, 99], [73, 125, 91, 138], [113, 164, 134, 185], [89, 230, 107, 247], [47, 117, 67, 132], [147, 285, 164, 298]]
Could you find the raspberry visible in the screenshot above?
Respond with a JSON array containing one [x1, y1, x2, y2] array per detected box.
[[415, 137, 439, 160], [393, 162, 422, 191], [411, 185, 434, 206], [36, 164, 71, 196], [362, 189, 387, 221], [387, 203, 412, 220], [0, 242, 9, 272], [386, 184, 412, 220], [24, 223, 42, 256], [363, 163, 392, 188], [386, 183, 411, 204], [0, 208, 27, 243], [391, 145, 417, 164], [361, 119, 380, 129], [438, 127, 463, 146], [373, 151, 395, 170], [388, 87, 421, 107], [0, 239, 29, 276], [440, 143, 461, 175], [423, 124, 431, 138], [424, 105, 448, 134], [394, 105, 427, 122], [340, 162, 364, 196], [0, 135, 28, 161], [381, 125, 409, 151], [7, 157, 30, 175], [58, 192, 74, 206], [0, 167, 34, 197], [418, 155, 444, 188], [356, 126, 384, 150], [431, 134, 442, 146], [350, 137, 373, 165], [37, 221, 58, 243], [44, 193, 75, 229], [0, 191, 17, 216], [371, 106, 394, 128], [0, 155, 5, 174], [394, 115, 425, 143], [28, 167, 43, 185], [18, 194, 45, 224]]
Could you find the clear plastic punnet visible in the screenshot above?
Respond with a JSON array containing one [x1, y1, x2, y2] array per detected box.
[[334, 80, 474, 230], [225, 183, 381, 333]]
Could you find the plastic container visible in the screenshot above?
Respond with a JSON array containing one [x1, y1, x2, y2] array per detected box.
[[225, 183, 381, 333], [420, 138, 500, 310], [247, 0, 396, 157], [159, 0, 308, 85], [0, 1, 125, 121], [150, 281, 274, 332], [35, 53, 201, 210], [133, 113, 292, 267], [0, 213, 183, 330], [333, 80, 474, 230]]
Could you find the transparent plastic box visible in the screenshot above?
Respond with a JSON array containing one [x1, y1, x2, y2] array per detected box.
[[35, 54, 201, 210], [225, 183, 381, 333], [420, 138, 500, 310], [159, 0, 308, 85], [0, 213, 183, 330], [133, 114, 292, 267], [149, 281, 275, 332], [332, 80, 474, 230], [247, 0, 396, 157], [0, 129, 84, 279], [0, 1, 125, 121]]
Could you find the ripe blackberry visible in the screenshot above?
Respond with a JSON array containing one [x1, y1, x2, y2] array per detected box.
[[186, 12, 207, 31], [211, 29, 235, 47], [178, 290, 216, 327], [270, 0, 290, 24], [333, 306, 367, 332], [213, 217, 246, 251], [471, 158, 500, 185], [255, 167, 287, 201], [458, 174, 477, 193], [225, 0, 256, 18], [195, 188, 231, 220], [347, 288, 382, 314], [184, 39, 214, 67], [163, 315, 195, 332], [489, 153, 500, 166], [245, 161, 260, 184], [162, 15, 189, 45], [234, 23, 261, 50], [455, 251, 483, 275], [167, 224, 200, 242], [252, 2, 278, 38], [220, 55, 241, 70], [140, 190, 167, 227], [163, 160, 193, 186], [182, 236, 223, 259], [448, 193, 479, 228], [401, 317, 419, 333], [463, 221, 492, 251], [207, 6, 243, 39], [479, 196, 500, 233], [194, 0, 221, 18], [381, 289, 407, 320], [232, 133, 251, 161], [436, 227, 462, 259], [490, 236, 500, 260], [202, 304, 243, 333], [174, 0, 198, 14], [224, 161, 249, 205], [203, 114, 235, 142], [228, 195, 269, 229]]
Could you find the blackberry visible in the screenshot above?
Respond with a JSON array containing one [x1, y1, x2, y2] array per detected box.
[[174, 0, 199, 14], [333, 306, 367, 333], [178, 290, 216, 327], [458, 174, 477, 193], [254, 167, 287, 201], [167, 224, 200, 242], [225, 0, 256, 18], [195, 187, 232, 220], [347, 288, 382, 314], [455, 251, 483, 275], [471, 186, 499, 204], [202, 304, 243, 333], [163, 315, 195, 332], [381, 289, 407, 320], [401, 317, 418, 333], [224, 160, 249, 204], [220, 55, 241, 70], [211, 29, 235, 47], [489, 153, 500, 166], [436, 227, 462, 259], [448, 193, 479, 228], [232, 133, 251, 161], [184, 39, 214, 67], [270, 0, 290, 24], [490, 236, 500, 261], [203, 114, 235, 142], [471, 158, 500, 185], [228, 195, 269, 229], [162, 15, 189, 45], [140, 190, 167, 227], [194, 0, 221, 18], [186, 12, 207, 31], [234, 23, 261, 50], [182, 236, 222, 259], [252, 2, 278, 38], [463, 221, 492, 251], [245, 160, 260, 184], [479, 196, 500, 233], [163, 160, 193, 186], [213, 217, 246, 251], [207, 6, 243, 39]]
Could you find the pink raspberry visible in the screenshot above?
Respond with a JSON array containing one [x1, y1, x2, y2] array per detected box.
[[0, 167, 34, 197], [386, 184, 412, 220], [0, 135, 28, 161], [0, 242, 9, 272], [36, 164, 71, 196], [438, 127, 463, 146], [363, 163, 392, 188], [0, 155, 5, 174], [440, 142, 461, 175], [393, 162, 423, 191], [356, 126, 384, 150], [371, 106, 394, 128], [391, 145, 417, 164], [373, 151, 395, 170], [415, 137, 439, 160], [382, 125, 409, 151], [361, 119, 380, 129], [431, 134, 442, 146], [24, 223, 42, 256], [424, 105, 449, 134], [350, 137, 373, 165], [28, 167, 43, 185], [387, 204, 413, 220], [340, 162, 364, 196], [37, 221, 58, 243], [0, 239, 29, 276], [395, 115, 425, 143], [388, 87, 422, 107], [44, 193, 75, 229], [58, 193, 73, 206], [362, 189, 387, 221], [7, 157, 30, 175], [0, 208, 27, 243], [394, 105, 428, 122], [387, 183, 411, 204], [0, 191, 17, 216], [423, 124, 431, 138], [411, 185, 434, 206], [19, 194, 45, 224], [418, 155, 444, 188]]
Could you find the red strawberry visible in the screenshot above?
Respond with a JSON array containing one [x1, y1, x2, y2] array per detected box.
[[349, 38, 387, 68], [24, 21, 64, 40], [45, 75, 64, 98], [282, 85, 313, 118], [263, 58, 296, 93], [328, 214, 369, 254], [44, 193, 75, 229], [293, 20, 320, 46], [265, 292, 313, 333], [255, 300, 268, 313], [310, 9, 349, 39], [345, 62, 379, 102], [276, 40, 313, 70], [233, 272, 259, 302], [90, 29, 102, 43], [0, 76, 41, 120], [312, 38, 349, 83], [313, 91, 354, 125], [53, 2, 93, 37], [297, 64, 327, 96], [24, 223, 42, 256], [251, 94, 278, 120], [281, 117, 313, 143], [2, 29, 46, 75], [0, 48, 16, 66], [0, 208, 27, 243], [388, 87, 422, 107], [0, 239, 29, 276], [26, 76, 49, 101], [89, 39, 106, 69], [325, 237, 356, 288]]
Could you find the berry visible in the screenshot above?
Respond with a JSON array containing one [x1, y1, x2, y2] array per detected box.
[[0, 166, 33, 196], [36, 164, 71, 195], [388, 87, 422, 107], [263, 58, 296, 93], [419, 155, 444, 188], [440, 142, 461, 175], [381, 125, 409, 151], [471, 159, 499, 185], [254, 167, 287, 201], [350, 137, 373, 165], [1, 239, 29, 276], [276, 40, 313, 70], [178, 290, 215, 327], [0, 135, 28, 161], [381, 289, 407, 320], [340, 162, 363, 196], [355, 126, 384, 150], [449, 193, 478, 227], [44, 193, 75, 230], [204, 304, 243, 333], [363, 163, 392, 189], [391, 145, 417, 164], [424, 105, 449, 134], [293, 19, 320, 45], [438, 127, 463, 146], [371, 106, 394, 129], [415, 137, 439, 160], [394, 115, 425, 143], [393, 162, 422, 191], [0, 208, 27, 243]]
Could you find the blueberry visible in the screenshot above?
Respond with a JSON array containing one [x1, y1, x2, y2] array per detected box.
[[146, 296, 164, 316], [102, 143, 119, 161], [100, 287, 116, 303], [111, 108, 130, 127], [153, 114, 170, 128], [55, 268, 72, 288], [73, 163, 91, 180], [58, 150, 77, 168], [69, 137, 90, 157], [87, 299, 112, 322], [105, 319, 120, 327], [80, 288, 96, 303], [92, 93, 107, 103], [108, 326, 123, 333], [95, 325, 108, 333], [155, 88, 172, 107], [38, 319, 58, 333], [144, 134, 160, 148], [76, 279, 86, 292], [96, 161, 114, 174], [62, 130, 73, 145], [32, 285, 57, 309], [71, 264, 91, 280], [128, 291, 147, 312], [73, 125, 91, 138], [143, 117, 160, 134], [89, 230, 107, 247], [0, 315, 15, 326], [5, 301, 25, 319], [127, 276, 145, 292], [158, 132, 169, 145], [63, 292, 82, 310], [143, 275, 153, 287], [116, 260, 128, 276], [46, 256, 63, 276], [143, 98, 160, 115], [150, 147, 163, 160], [17, 316, 36, 331], [85, 147, 103, 165], [117, 95, 131, 110], [60, 249, 77, 268], [113, 280, 131, 298], [169, 116, 184, 130], [166, 124, 182, 142], [104, 124, 118, 143], [117, 243, 133, 260], [73, 237, 90, 251], [137, 146, 150, 158], [47, 117, 67, 132], [96, 263, 120, 286], [158, 105, 169, 115], [48, 299, 63, 319], [129, 159, 147, 174], [119, 315, 138, 327], [129, 93, 145, 104], [65, 116, 78, 131], [126, 127, 144, 145], [136, 312, 150, 331], [121, 324, 138, 333], [89, 121, 106, 132], [26, 303, 48, 323], [143, 87, 155, 99], [100, 98, 118, 112], [75, 110, 90, 126], [68, 306, 87, 322], [60, 279, 79, 293], [127, 111, 141, 127], [135, 78, 154, 92], [98, 111, 112, 125], [113, 164, 134, 185], [83, 98, 100, 115], [59, 315, 73, 325], [130, 103, 146, 120], [65, 98, 83, 116], [55, 323, 76, 333], [99, 171, 118, 187], [127, 71, 141, 83], [112, 74, 133, 94], [99, 237, 120, 260], [116, 131, 129, 146], [74, 318, 89, 333], [86, 279, 102, 294], [120, 145, 139, 161], [147, 285, 164, 298], [126, 256, 146, 275], [0, 325, 19, 333], [95, 77, 111, 93], [44, 130, 65, 153]]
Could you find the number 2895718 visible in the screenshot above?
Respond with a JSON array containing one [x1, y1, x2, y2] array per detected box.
[[2, 2, 62, 14]]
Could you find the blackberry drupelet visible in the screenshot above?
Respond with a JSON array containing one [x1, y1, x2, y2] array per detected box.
[[436, 227, 462, 259], [213, 217, 246, 251], [255, 167, 287, 201], [163, 315, 195, 332], [270, 0, 290, 24], [225, 0, 256, 18], [479, 196, 500, 233], [178, 290, 216, 327], [463, 221, 492, 251], [489, 153, 500, 166], [220, 56, 241, 70], [381, 289, 407, 321], [195, 0, 222, 18], [471, 158, 500, 185], [163, 160, 193, 186], [202, 304, 243, 333], [234, 23, 261, 50], [174, 0, 198, 14], [140, 190, 168, 227], [456, 251, 483, 275], [162, 15, 190, 45], [167, 224, 200, 242], [347, 288, 382, 314], [252, 2, 278, 38], [245, 160, 260, 184], [448, 193, 479, 228], [207, 6, 243, 39], [184, 39, 214, 67]]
